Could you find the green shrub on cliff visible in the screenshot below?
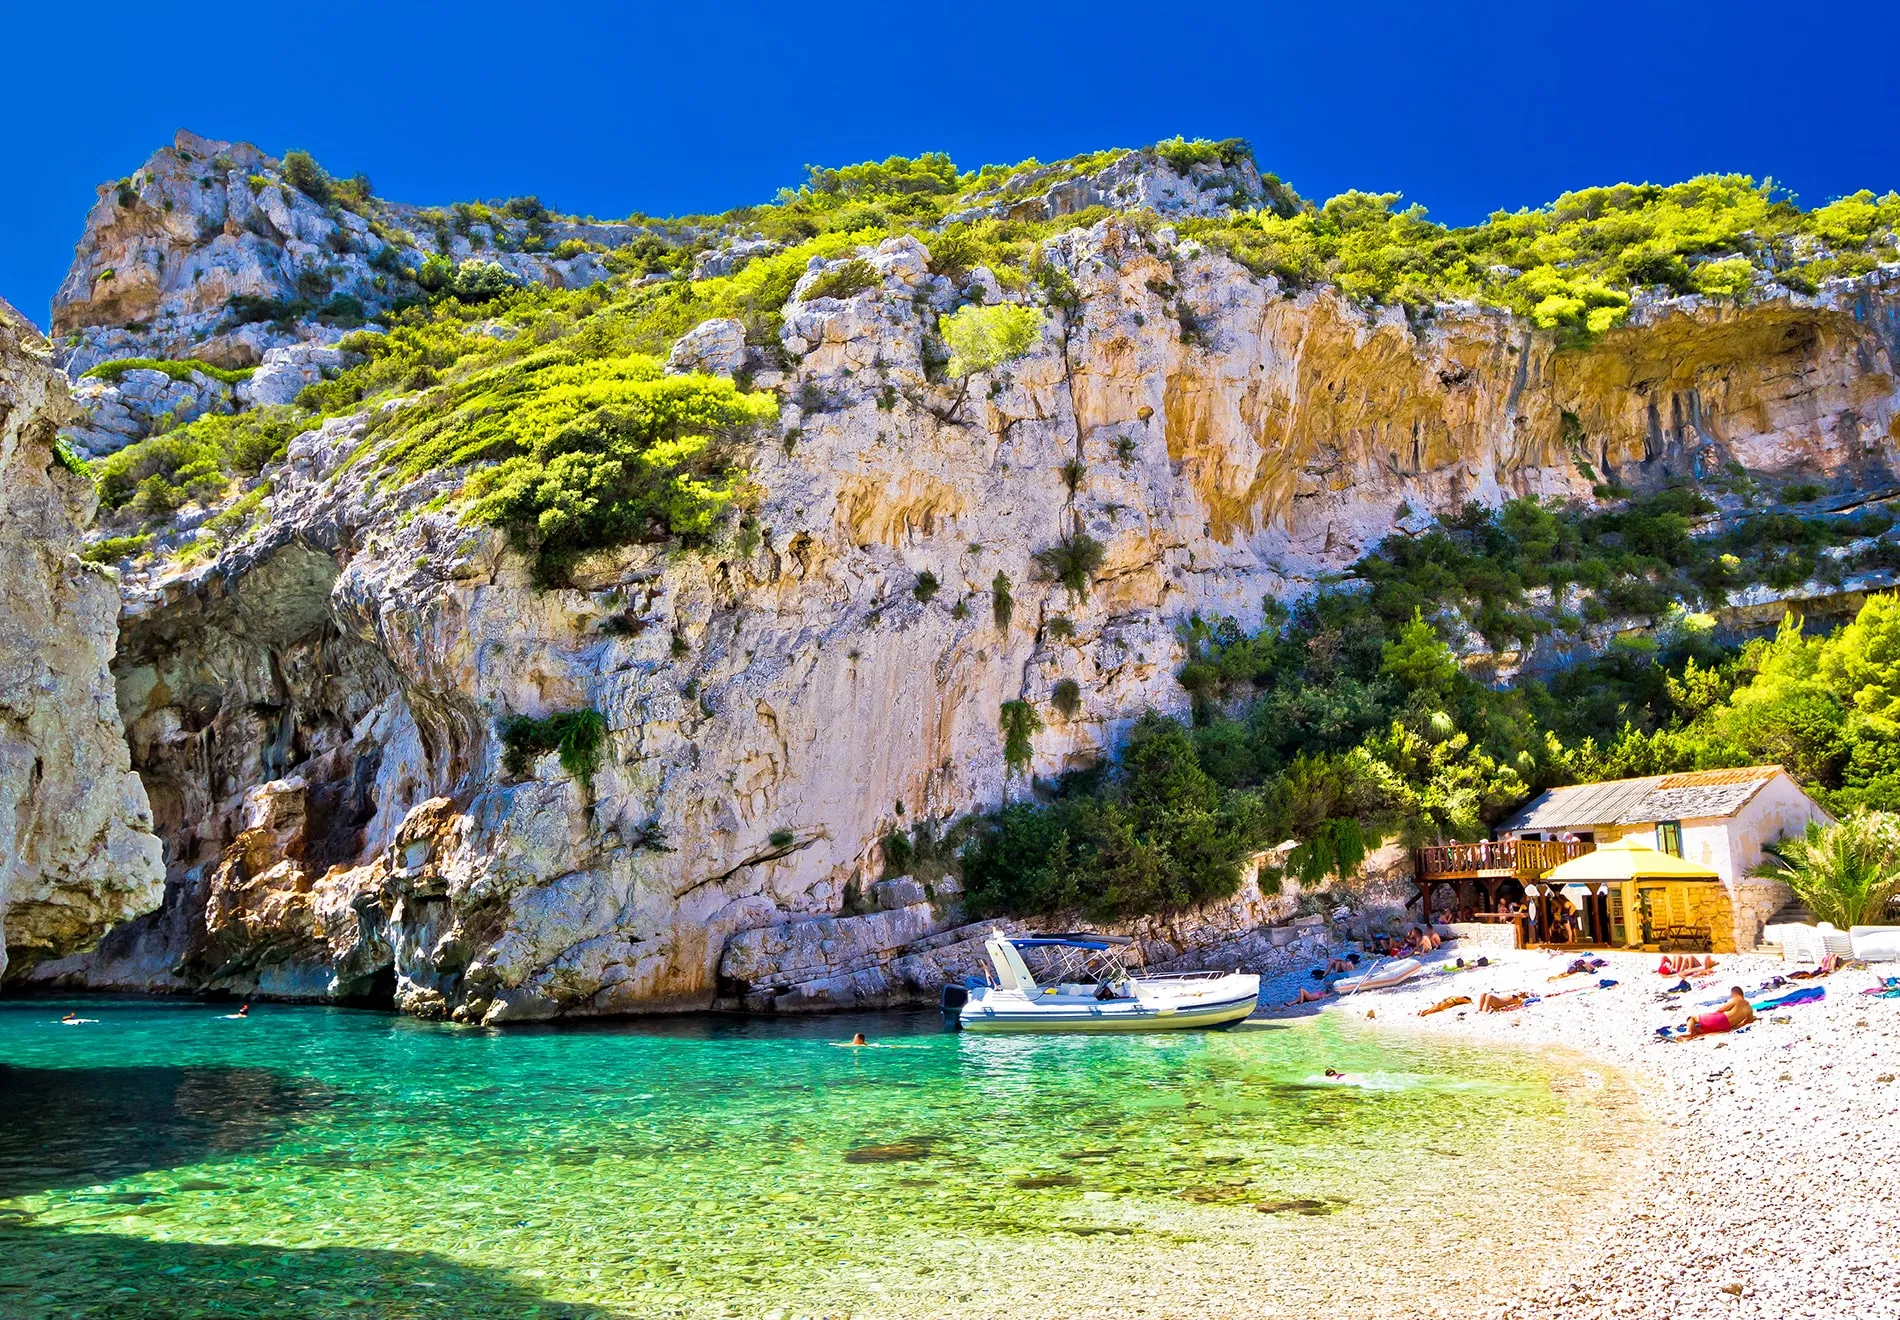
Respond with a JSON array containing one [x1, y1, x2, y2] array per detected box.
[[1032, 532, 1107, 600], [450, 357, 779, 582], [281, 150, 334, 206], [84, 357, 255, 386], [963, 712, 1265, 919], [938, 303, 1043, 375], [499, 708, 609, 792], [92, 406, 307, 510]]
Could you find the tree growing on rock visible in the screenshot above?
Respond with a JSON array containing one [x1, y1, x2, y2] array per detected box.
[[938, 303, 1043, 376]]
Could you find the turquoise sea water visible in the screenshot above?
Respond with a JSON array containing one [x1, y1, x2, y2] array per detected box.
[[0, 999, 1634, 1319]]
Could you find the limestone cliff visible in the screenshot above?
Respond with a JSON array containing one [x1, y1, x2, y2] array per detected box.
[[0, 300, 164, 980], [50, 131, 647, 458], [31, 209, 1900, 1018]]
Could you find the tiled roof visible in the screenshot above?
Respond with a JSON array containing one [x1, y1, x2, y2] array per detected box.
[[1501, 767, 1785, 832], [1654, 766, 1785, 789]]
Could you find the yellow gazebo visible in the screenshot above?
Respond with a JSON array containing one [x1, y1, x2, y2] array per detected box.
[[1541, 838, 1730, 952]]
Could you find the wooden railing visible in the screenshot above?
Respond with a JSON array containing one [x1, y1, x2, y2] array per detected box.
[[1414, 838, 1593, 880]]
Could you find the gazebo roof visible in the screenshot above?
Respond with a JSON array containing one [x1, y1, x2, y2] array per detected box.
[[1541, 837, 1720, 883]]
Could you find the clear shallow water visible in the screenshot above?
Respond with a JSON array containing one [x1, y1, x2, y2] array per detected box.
[[0, 999, 1632, 1319]]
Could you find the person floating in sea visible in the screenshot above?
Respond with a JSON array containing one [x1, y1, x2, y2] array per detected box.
[[237, 1003, 251, 1018], [1684, 987, 1755, 1038], [849, 1031, 867, 1045], [59, 1011, 98, 1024]]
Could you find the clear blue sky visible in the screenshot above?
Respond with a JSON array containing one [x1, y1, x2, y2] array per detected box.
[[3, 0, 1895, 329]]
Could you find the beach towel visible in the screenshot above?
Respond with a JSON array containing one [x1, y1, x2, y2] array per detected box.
[[1751, 986, 1825, 1011], [1861, 977, 1900, 999]]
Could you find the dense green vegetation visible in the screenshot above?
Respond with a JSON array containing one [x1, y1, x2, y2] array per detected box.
[[83, 357, 255, 386], [90, 407, 307, 513], [1187, 176, 1900, 340], [1347, 490, 1896, 652], [961, 486, 1900, 922], [417, 356, 777, 582]]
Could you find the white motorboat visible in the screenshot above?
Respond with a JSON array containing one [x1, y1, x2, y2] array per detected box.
[[955, 934, 1260, 1033], [1331, 957, 1423, 994]]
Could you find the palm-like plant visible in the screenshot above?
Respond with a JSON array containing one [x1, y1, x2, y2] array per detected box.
[[1754, 812, 1900, 929]]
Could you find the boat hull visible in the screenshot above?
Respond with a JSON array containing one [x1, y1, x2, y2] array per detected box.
[[958, 981, 1260, 1033]]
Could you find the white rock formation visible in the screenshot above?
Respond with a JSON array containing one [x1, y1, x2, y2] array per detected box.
[[0, 300, 164, 980], [49, 130, 650, 372], [237, 343, 357, 408], [665, 318, 747, 377], [31, 219, 1900, 1020]]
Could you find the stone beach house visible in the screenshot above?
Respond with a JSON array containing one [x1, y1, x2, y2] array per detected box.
[[1497, 766, 1832, 952]]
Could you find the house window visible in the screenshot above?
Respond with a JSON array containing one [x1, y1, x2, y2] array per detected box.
[[1656, 821, 1682, 857]]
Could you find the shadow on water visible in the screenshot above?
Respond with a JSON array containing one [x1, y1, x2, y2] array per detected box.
[[0, 1229, 630, 1319], [0, 1065, 319, 1197]]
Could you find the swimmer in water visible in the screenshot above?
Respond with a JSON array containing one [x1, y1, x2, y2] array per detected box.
[[237, 1003, 250, 1018], [849, 1031, 867, 1045]]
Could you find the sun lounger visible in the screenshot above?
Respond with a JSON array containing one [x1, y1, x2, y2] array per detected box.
[[1815, 924, 1855, 958], [1850, 926, 1900, 962]]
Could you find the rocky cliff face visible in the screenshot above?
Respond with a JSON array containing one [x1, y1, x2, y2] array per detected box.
[[30, 201, 1900, 1018], [50, 131, 647, 458], [0, 300, 164, 980]]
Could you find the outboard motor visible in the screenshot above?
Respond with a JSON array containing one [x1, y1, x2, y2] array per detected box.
[[939, 982, 970, 1029]]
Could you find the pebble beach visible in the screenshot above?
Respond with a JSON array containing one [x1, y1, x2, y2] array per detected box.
[[1259, 943, 1900, 1320]]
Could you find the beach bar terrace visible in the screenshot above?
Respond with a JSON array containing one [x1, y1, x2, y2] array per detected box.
[[1410, 765, 1832, 952], [1412, 838, 1593, 928]]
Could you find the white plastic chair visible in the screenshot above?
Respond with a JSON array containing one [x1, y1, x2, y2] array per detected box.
[[1849, 926, 1900, 961], [1816, 923, 1855, 958], [1778, 924, 1823, 965]]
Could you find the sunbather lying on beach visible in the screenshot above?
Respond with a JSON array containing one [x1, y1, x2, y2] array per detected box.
[[1285, 986, 1333, 1006], [1684, 986, 1755, 1037], [1658, 954, 1717, 977], [1324, 956, 1355, 974], [1478, 991, 1531, 1013], [1418, 996, 1472, 1016]]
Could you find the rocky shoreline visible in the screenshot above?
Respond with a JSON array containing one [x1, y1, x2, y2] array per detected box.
[[1261, 944, 1900, 1320]]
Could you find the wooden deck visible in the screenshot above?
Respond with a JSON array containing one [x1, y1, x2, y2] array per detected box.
[[1414, 838, 1593, 881]]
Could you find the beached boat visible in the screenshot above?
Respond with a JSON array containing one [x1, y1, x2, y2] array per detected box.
[[1331, 957, 1423, 994], [955, 935, 1260, 1032]]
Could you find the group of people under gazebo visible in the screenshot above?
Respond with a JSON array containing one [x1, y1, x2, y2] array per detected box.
[[1415, 837, 1724, 951]]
